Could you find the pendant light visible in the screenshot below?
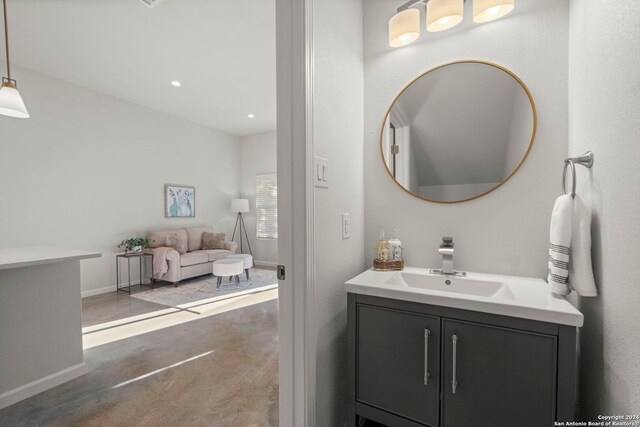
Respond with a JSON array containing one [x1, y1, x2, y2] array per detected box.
[[473, 0, 515, 23], [0, 0, 29, 119], [389, 8, 421, 48], [426, 0, 464, 32]]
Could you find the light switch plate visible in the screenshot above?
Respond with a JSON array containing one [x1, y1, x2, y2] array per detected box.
[[342, 213, 350, 239], [314, 156, 328, 188]]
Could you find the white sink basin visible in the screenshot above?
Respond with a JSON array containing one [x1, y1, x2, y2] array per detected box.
[[345, 267, 583, 327], [386, 272, 508, 298]]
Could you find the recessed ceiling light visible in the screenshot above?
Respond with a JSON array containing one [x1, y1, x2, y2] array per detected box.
[[248, 114, 255, 118], [171, 80, 182, 87]]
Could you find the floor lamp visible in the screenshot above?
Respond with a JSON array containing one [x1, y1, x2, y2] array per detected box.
[[230, 198, 252, 256]]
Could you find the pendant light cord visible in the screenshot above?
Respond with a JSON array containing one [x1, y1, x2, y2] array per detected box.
[[2, 0, 10, 80]]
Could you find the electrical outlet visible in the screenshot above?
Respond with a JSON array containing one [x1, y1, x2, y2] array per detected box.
[[342, 213, 351, 239]]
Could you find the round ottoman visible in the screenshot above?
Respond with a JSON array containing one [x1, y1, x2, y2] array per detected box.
[[213, 258, 243, 289], [226, 254, 254, 280]]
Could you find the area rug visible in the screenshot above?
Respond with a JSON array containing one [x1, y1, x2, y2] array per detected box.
[[132, 268, 278, 309]]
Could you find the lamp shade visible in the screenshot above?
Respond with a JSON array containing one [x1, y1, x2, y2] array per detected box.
[[473, 0, 515, 23], [231, 198, 250, 213], [0, 83, 29, 118], [389, 8, 420, 48], [426, 0, 464, 32]]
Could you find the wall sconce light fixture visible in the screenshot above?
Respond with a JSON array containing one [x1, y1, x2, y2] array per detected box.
[[426, 0, 464, 32], [388, 8, 421, 47], [389, 0, 515, 47], [473, 0, 515, 23]]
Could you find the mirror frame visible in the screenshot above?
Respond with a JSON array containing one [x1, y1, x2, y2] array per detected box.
[[379, 60, 537, 204]]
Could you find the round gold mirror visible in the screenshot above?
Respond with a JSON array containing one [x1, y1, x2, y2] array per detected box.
[[380, 60, 536, 203]]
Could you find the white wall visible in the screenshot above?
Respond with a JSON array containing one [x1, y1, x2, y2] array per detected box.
[[312, 0, 365, 425], [568, 0, 640, 416], [0, 65, 240, 294], [364, 0, 569, 278], [239, 130, 278, 264]]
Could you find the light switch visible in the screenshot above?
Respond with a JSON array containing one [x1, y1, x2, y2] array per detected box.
[[315, 156, 328, 188], [342, 213, 350, 239]]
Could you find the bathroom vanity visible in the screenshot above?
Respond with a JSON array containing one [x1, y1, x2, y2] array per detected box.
[[346, 267, 583, 427]]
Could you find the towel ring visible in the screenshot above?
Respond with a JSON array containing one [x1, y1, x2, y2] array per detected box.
[[562, 160, 576, 197], [562, 151, 594, 198]]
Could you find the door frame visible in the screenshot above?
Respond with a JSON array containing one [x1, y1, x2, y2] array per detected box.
[[276, 0, 316, 425], [387, 106, 411, 189]]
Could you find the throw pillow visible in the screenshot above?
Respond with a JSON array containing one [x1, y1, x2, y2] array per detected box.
[[202, 232, 227, 250], [165, 233, 188, 255]]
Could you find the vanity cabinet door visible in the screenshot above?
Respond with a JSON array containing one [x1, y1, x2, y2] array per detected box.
[[357, 304, 440, 427], [441, 319, 557, 427]]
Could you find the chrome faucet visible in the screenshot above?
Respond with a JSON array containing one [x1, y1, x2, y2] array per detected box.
[[431, 237, 466, 277], [439, 237, 455, 274]]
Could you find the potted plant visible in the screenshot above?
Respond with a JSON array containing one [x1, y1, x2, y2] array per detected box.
[[118, 237, 153, 254]]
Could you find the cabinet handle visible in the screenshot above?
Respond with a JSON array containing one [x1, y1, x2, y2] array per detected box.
[[452, 334, 458, 394], [424, 329, 431, 385]]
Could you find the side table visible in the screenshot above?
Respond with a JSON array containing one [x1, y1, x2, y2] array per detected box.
[[116, 252, 155, 294]]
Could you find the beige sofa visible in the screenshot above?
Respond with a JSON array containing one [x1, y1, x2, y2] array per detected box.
[[147, 226, 237, 285]]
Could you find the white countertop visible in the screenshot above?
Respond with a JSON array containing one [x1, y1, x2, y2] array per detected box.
[[345, 267, 584, 327], [0, 247, 102, 270]]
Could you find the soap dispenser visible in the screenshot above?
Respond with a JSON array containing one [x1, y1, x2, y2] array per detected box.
[[374, 227, 389, 262], [388, 229, 403, 261]]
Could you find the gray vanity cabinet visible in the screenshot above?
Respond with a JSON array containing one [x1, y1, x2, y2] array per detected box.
[[441, 319, 557, 427], [357, 305, 440, 426], [348, 294, 577, 427]]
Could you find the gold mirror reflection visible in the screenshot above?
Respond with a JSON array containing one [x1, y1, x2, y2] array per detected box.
[[380, 60, 536, 204]]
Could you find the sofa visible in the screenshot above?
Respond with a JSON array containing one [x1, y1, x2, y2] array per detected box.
[[147, 226, 237, 285]]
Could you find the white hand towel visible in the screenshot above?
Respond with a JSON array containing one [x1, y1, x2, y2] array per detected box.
[[569, 195, 598, 296], [548, 195, 573, 296]]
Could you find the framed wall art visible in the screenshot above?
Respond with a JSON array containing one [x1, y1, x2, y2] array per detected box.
[[165, 184, 195, 218]]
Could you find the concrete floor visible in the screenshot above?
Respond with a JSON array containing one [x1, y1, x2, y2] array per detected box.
[[0, 284, 279, 427]]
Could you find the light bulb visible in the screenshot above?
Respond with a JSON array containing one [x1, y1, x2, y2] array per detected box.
[[171, 80, 182, 87], [437, 16, 452, 25], [398, 33, 411, 42], [486, 5, 501, 15]]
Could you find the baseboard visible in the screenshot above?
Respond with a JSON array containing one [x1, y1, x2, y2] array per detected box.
[[255, 260, 278, 267], [81, 285, 115, 298], [82, 279, 147, 298], [0, 362, 88, 410]]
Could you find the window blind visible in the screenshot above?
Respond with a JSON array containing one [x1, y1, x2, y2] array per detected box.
[[256, 173, 278, 239]]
